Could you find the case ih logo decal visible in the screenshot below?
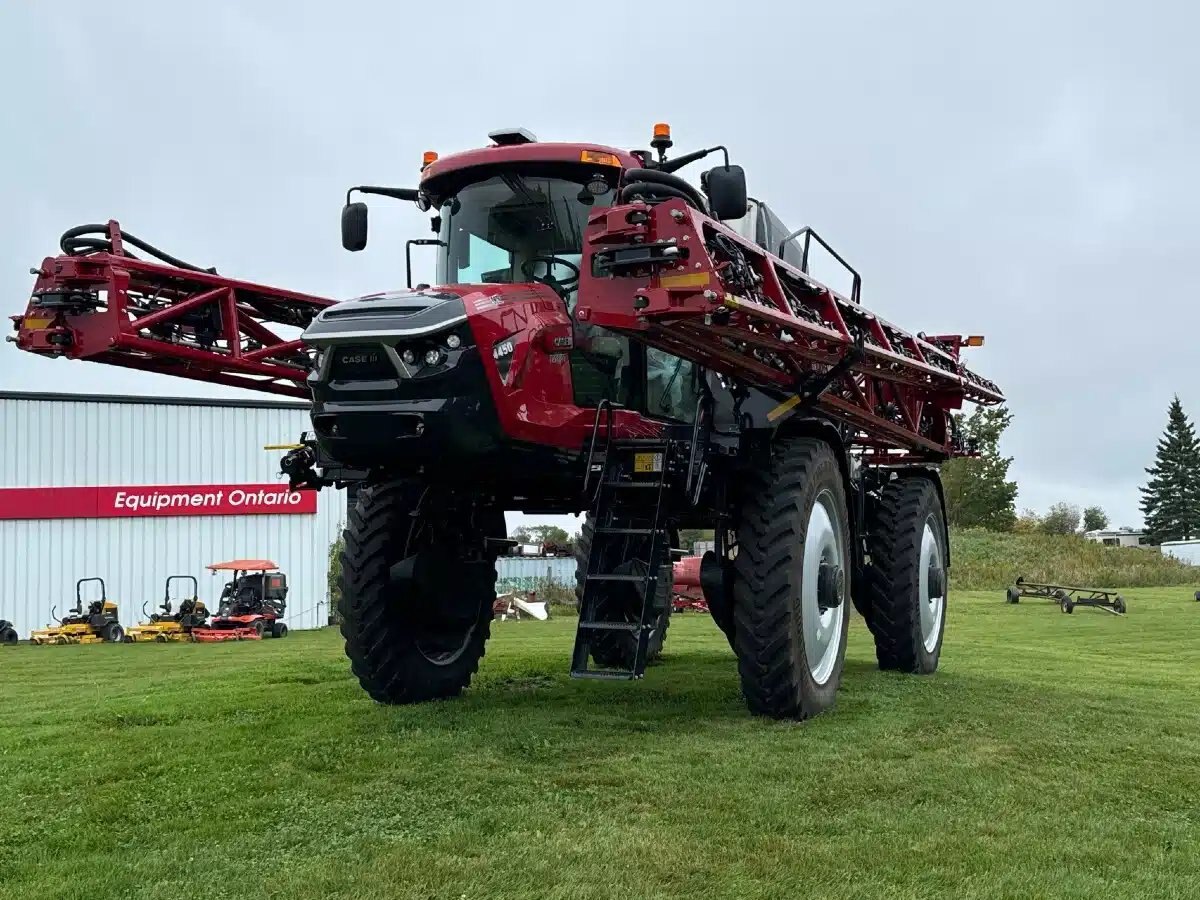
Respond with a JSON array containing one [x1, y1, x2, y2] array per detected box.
[[0, 484, 317, 521], [338, 351, 380, 365]]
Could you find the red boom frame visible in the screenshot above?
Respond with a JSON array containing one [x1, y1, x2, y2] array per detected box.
[[12, 221, 333, 398], [578, 198, 1003, 460]]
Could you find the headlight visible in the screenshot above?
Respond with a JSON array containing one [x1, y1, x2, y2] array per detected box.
[[445, 333, 461, 350], [424, 348, 444, 366]]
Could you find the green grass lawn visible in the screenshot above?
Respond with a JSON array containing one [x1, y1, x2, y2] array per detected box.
[[4, 589, 1200, 900]]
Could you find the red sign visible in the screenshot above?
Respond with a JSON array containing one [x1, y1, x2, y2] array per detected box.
[[0, 484, 317, 521]]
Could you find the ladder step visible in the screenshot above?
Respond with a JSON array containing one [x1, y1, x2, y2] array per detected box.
[[595, 527, 663, 535], [578, 620, 641, 632], [601, 481, 661, 489], [586, 574, 654, 583], [570, 669, 637, 681]]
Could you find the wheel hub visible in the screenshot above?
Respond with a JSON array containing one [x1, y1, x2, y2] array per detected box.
[[817, 561, 844, 612], [927, 565, 946, 600]]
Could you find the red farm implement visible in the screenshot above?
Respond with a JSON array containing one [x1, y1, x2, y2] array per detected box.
[[12, 124, 1001, 720], [671, 555, 709, 613]]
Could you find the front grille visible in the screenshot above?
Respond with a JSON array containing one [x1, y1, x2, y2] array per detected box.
[[327, 345, 396, 380]]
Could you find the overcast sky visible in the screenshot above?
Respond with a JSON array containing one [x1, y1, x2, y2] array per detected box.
[[2, 0, 1196, 532]]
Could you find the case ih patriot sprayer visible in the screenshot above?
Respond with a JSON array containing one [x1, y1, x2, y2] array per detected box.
[[11, 125, 1002, 719]]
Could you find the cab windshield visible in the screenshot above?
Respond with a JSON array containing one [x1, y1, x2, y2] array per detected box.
[[435, 171, 615, 308]]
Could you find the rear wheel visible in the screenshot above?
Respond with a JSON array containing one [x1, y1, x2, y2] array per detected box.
[[0, 625, 17, 644], [574, 515, 672, 669], [341, 481, 504, 704], [272, 622, 289, 639], [102, 623, 125, 644], [863, 476, 948, 673], [731, 438, 851, 720]]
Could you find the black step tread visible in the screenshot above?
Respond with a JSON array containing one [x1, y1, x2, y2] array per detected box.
[[586, 573, 657, 582], [578, 620, 642, 632], [600, 480, 662, 489], [594, 527, 665, 535]]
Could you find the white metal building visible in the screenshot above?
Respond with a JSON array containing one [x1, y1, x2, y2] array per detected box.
[[1160, 540, 1200, 566], [0, 392, 345, 639]]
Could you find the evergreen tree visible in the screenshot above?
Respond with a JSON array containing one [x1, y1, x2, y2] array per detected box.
[[1140, 397, 1200, 543], [941, 406, 1018, 531]]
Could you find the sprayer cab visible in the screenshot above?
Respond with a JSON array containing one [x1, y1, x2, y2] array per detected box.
[[337, 124, 750, 279]]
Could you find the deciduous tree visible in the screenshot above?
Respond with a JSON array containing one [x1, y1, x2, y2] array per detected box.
[[941, 406, 1018, 531]]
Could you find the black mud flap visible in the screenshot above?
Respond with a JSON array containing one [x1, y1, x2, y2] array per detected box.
[[700, 551, 736, 643]]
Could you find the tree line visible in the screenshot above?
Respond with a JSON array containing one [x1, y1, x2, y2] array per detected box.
[[945, 397, 1200, 544]]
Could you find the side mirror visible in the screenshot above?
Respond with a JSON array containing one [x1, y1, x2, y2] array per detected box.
[[341, 202, 368, 252], [704, 165, 748, 221]]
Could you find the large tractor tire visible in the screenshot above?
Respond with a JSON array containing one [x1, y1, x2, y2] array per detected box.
[[574, 514, 672, 669], [862, 476, 948, 673], [731, 438, 851, 720], [340, 481, 504, 704]]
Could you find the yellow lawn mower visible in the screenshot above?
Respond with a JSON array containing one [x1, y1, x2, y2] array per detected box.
[[30, 577, 125, 645], [125, 576, 210, 642]]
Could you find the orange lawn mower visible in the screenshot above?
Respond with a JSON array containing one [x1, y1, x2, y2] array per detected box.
[[190, 560, 289, 642]]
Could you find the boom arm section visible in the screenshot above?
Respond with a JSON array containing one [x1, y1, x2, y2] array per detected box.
[[577, 199, 1003, 461], [11, 221, 333, 398]]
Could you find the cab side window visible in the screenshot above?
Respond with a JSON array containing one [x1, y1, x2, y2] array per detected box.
[[646, 348, 698, 422]]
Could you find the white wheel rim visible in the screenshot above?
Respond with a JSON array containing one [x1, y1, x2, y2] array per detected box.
[[801, 489, 846, 685], [919, 518, 945, 653]]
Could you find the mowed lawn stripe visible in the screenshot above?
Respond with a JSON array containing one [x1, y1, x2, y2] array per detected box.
[[2, 588, 1198, 899]]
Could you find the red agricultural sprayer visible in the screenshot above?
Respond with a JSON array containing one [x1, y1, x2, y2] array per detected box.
[[11, 124, 1002, 719]]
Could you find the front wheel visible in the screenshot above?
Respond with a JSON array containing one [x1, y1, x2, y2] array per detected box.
[[731, 438, 851, 720], [340, 481, 504, 704]]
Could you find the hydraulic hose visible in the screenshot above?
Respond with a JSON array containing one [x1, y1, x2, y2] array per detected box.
[[59, 224, 217, 274], [619, 168, 708, 211]]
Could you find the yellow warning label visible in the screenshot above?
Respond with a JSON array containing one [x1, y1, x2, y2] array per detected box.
[[21, 317, 52, 330], [659, 272, 710, 290], [633, 452, 663, 474]]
